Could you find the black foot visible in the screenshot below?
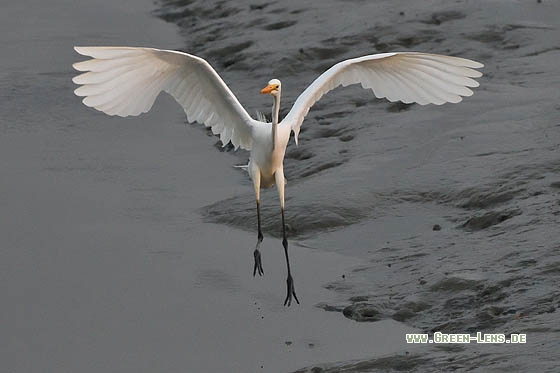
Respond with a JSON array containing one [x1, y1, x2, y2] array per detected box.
[[253, 231, 264, 276], [253, 248, 264, 276], [284, 274, 300, 306]]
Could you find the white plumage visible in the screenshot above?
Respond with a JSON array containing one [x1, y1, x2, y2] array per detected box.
[[73, 46, 483, 305], [73, 47, 255, 150], [283, 52, 482, 144]]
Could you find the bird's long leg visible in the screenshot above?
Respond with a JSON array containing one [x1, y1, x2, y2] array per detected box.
[[275, 168, 299, 306], [251, 166, 264, 276], [254, 199, 264, 276]]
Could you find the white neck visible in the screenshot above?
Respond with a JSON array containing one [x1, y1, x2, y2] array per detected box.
[[271, 93, 280, 149]]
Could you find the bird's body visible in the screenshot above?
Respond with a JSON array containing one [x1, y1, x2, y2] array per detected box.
[[73, 46, 483, 305], [249, 123, 289, 188]]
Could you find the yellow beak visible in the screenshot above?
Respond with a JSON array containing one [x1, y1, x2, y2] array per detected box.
[[260, 84, 275, 94]]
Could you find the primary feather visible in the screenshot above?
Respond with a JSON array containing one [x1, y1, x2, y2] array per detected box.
[[282, 52, 483, 144], [72, 48, 483, 149], [73, 46, 255, 150]]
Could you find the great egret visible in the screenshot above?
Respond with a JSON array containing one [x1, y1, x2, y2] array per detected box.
[[72, 46, 483, 306]]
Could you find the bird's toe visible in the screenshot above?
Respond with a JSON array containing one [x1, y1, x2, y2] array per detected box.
[[284, 275, 300, 306], [253, 249, 264, 276]]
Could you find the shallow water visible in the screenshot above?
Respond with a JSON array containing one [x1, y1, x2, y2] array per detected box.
[[2, 0, 560, 372]]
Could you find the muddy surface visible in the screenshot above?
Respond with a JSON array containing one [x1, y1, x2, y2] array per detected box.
[[2, 0, 559, 372], [153, 0, 560, 371]]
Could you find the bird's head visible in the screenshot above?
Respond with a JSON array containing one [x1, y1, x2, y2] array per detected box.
[[260, 79, 281, 96]]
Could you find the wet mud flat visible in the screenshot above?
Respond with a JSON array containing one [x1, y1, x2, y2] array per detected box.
[[154, 0, 560, 371], [2, 0, 422, 372]]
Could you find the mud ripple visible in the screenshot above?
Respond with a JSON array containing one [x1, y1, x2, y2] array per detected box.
[[461, 209, 522, 231], [262, 20, 297, 30]]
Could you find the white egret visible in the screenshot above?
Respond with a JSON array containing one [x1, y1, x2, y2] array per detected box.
[[72, 46, 483, 306]]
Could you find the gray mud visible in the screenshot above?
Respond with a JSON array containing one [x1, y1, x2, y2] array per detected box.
[[153, 0, 560, 371], [2, 0, 559, 371], [1, 1, 418, 372]]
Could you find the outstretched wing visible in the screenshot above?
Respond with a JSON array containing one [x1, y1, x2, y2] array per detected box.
[[73, 46, 255, 150], [283, 52, 483, 144]]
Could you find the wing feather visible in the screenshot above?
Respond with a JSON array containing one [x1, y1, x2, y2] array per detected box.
[[283, 52, 483, 144], [392, 66, 451, 104], [399, 63, 470, 99], [73, 46, 255, 150], [391, 68, 429, 103]]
